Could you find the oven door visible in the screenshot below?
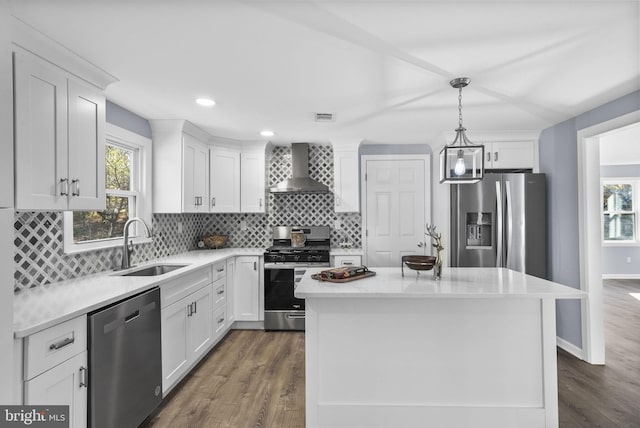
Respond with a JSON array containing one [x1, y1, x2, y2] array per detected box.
[[264, 265, 307, 330]]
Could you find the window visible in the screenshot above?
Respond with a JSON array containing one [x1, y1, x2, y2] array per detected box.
[[64, 124, 152, 253], [602, 180, 636, 243]]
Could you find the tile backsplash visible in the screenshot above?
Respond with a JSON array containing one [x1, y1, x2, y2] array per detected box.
[[13, 143, 362, 292]]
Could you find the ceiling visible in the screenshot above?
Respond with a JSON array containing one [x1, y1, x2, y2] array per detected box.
[[9, 0, 640, 146]]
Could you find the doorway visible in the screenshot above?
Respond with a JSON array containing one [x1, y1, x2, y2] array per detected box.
[[361, 155, 431, 267], [577, 111, 640, 364]]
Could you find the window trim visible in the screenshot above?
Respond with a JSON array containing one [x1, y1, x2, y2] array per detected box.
[[601, 178, 638, 246], [63, 123, 152, 254]]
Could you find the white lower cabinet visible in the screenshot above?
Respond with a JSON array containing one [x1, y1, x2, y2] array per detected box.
[[24, 351, 87, 428], [161, 282, 213, 394], [226, 258, 235, 325], [234, 256, 262, 321], [22, 314, 88, 428], [333, 255, 362, 267]]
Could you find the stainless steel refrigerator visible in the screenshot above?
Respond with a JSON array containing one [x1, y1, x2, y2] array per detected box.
[[450, 173, 546, 279]]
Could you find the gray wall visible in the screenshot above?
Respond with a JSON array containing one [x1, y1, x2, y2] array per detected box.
[[106, 100, 152, 138], [539, 90, 640, 349], [600, 164, 640, 277]]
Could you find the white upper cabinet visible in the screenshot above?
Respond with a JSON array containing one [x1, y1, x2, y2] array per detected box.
[[209, 141, 266, 213], [484, 141, 536, 171], [240, 148, 266, 213], [14, 51, 106, 211], [182, 134, 209, 213], [151, 120, 211, 213], [332, 140, 361, 213], [210, 147, 241, 212]]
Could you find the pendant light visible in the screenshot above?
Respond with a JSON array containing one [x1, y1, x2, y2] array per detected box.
[[439, 77, 484, 184]]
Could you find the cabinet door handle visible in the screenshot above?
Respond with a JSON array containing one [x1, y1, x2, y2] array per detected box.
[[49, 337, 75, 350], [217, 289, 224, 295], [79, 366, 87, 388], [253, 261, 257, 270], [192, 301, 197, 314], [218, 317, 225, 324], [342, 261, 353, 266], [71, 179, 80, 196], [486, 152, 491, 162], [336, 195, 341, 206], [259, 198, 263, 208], [60, 178, 69, 196], [211, 197, 216, 207], [187, 304, 192, 317], [494, 152, 498, 162], [217, 267, 225, 273]]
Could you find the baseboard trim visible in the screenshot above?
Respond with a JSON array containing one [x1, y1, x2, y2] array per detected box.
[[557, 336, 585, 360], [602, 273, 640, 279]]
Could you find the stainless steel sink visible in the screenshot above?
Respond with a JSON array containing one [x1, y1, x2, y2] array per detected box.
[[117, 264, 189, 277]]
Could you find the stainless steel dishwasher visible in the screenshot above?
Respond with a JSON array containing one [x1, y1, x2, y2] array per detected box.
[[88, 287, 162, 428]]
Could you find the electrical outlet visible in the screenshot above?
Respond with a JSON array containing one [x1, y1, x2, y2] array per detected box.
[[240, 220, 247, 231], [627, 257, 632, 264], [177, 222, 183, 234], [334, 219, 341, 230]]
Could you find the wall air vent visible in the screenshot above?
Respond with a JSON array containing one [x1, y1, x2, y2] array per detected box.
[[314, 113, 335, 122]]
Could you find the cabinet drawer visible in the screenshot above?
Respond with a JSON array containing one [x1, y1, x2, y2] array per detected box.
[[24, 315, 87, 380], [161, 266, 212, 308], [212, 262, 226, 282], [334, 255, 362, 267], [213, 306, 227, 338], [213, 278, 226, 309]]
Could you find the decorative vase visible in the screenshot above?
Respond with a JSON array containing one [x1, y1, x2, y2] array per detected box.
[[433, 251, 442, 280]]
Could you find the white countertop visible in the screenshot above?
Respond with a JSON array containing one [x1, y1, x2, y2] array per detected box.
[[329, 248, 364, 256], [13, 248, 264, 338], [295, 267, 586, 299]]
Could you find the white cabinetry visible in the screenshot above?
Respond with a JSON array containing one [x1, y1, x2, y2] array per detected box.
[[333, 150, 360, 212], [210, 147, 241, 212], [14, 51, 106, 211], [484, 141, 535, 170], [151, 120, 211, 213], [22, 315, 88, 428], [234, 256, 262, 321], [183, 134, 210, 212], [226, 258, 236, 325], [240, 148, 266, 213], [333, 255, 362, 267], [160, 266, 213, 394]]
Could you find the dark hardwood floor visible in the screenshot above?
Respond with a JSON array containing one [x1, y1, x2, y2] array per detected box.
[[557, 279, 640, 427], [144, 279, 640, 428]]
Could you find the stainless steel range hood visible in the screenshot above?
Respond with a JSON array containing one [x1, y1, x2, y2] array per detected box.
[[270, 143, 329, 193]]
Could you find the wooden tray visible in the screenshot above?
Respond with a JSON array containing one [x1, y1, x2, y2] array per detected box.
[[311, 270, 376, 283]]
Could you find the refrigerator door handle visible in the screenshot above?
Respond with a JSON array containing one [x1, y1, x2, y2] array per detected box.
[[505, 180, 514, 269], [495, 181, 503, 267]]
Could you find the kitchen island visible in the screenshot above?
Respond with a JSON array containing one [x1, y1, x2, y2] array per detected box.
[[295, 267, 585, 428]]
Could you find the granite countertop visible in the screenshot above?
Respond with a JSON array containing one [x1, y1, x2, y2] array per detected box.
[[295, 267, 586, 300], [13, 248, 264, 338]]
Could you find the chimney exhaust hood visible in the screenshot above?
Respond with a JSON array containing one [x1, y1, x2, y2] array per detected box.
[[270, 143, 329, 193]]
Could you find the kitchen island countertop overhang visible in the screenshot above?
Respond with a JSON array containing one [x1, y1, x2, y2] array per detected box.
[[295, 266, 585, 299], [296, 267, 586, 428]]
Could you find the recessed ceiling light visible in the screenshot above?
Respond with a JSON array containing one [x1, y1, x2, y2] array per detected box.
[[195, 98, 216, 107], [260, 130, 275, 137]]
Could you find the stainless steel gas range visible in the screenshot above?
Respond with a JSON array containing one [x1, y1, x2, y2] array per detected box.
[[263, 226, 331, 331]]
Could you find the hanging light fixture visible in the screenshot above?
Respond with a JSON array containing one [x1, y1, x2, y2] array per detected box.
[[439, 77, 484, 184]]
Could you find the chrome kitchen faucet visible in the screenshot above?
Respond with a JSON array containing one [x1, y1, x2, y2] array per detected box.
[[121, 217, 153, 270]]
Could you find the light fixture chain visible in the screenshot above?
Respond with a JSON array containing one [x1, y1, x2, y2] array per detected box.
[[458, 85, 463, 129]]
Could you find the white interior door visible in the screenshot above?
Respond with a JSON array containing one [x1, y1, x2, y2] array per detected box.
[[363, 156, 430, 267]]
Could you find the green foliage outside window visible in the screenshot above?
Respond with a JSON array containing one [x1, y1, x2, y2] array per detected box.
[[73, 145, 134, 243]]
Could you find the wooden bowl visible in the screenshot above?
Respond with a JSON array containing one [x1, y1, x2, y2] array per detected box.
[[201, 234, 228, 249], [402, 255, 436, 272]]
